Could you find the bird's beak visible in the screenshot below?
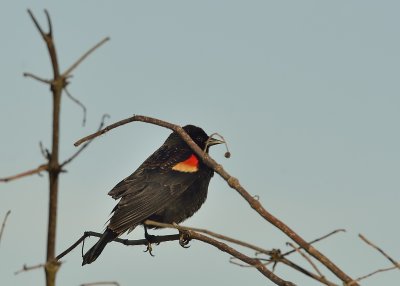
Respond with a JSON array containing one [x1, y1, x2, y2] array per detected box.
[[207, 137, 224, 146]]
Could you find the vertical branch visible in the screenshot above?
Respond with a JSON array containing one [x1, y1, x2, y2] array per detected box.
[[27, 10, 63, 286], [46, 85, 62, 286], [25, 10, 109, 286]]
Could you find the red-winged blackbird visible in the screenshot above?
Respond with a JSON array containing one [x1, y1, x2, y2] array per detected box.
[[82, 125, 222, 265]]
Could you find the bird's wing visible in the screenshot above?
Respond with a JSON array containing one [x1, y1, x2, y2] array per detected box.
[[108, 144, 193, 200], [107, 169, 198, 234], [106, 141, 200, 234]]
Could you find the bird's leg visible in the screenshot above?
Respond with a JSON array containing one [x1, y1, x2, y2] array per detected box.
[[143, 225, 155, 256], [171, 222, 191, 248], [176, 227, 191, 248]]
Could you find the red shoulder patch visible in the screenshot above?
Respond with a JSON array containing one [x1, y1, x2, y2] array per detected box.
[[172, 154, 199, 173]]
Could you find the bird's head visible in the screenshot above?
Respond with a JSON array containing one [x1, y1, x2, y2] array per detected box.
[[166, 125, 223, 151]]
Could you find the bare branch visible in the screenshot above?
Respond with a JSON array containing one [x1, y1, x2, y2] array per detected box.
[[144, 220, 274, 256], [280, 257, 338, 286], [359, 234, 400, 269], [347, 265, 399, 286], [14, 263, 45, 275], [60, 114, 109, 168], [23, 72, 52, 84], [27, 9, 47, 38], [62, 37, 110, 77], [73, 115, 358, 285], [0, 164, 48, 183], [44, 9, 52, 37], [22, 9, 110, 286], [27, 9, 60, 79], [0, 210, 11, 246], [189, 231, 295, 286], [64, 87, 87, 126], [58, 226, 295, 286], [282, 229, 346, 257], [56, 231, 180, 261], [74, 115, 176, 146], [230, 254, 339, 286], [286, 242, 324, 277]]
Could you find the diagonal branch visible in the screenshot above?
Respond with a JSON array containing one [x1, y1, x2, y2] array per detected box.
[[359, 234, 400, 269], [60, 115, 109, 168], [348, 265, 399, 286], [281, 229, 346, 257], [286, 242, 324, 278], [0, 164, 48, 183], [280, 257, 338, 286], [73, 114, 358, 285], [27, 9, 47, 39], [0, 210, 11, 246], [62, 37, 110, 77]]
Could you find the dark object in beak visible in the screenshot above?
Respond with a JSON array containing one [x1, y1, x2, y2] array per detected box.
[[207, 137, 224, 146]]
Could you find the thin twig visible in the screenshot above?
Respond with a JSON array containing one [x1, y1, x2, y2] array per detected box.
[[73, 114, 358, 285], [359, 234, 400, 269], [28, 9, 60, 79], [39, 142, 51, 160], [23, 72, 52, 84], [74, 115, 175, 146], [60, 115, 109, 168], [0, 164, 48, 183], [286, 242, 324, 277], [347, 266, 398, 286], [280, 257, 338, 286], [62, 37, 110, 77], [0, 210, 11, 246], [44, 9, 52, 37], [282, 229, 346, 257], [64, 87, 87, 126], [14, 263, 45, 275], [27, 9, 47, 38]]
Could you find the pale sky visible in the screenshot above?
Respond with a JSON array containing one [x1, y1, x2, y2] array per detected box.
[[1, 1, 399, 285]]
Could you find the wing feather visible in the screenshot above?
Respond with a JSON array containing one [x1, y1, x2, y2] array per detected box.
[[108, 168, 199, 234], [108, 144, 192, 199]]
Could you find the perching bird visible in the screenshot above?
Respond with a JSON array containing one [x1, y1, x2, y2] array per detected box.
[[82, 125, 222, 265]]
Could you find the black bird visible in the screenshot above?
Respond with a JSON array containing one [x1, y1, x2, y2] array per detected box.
[[82, 125, 222, 265]]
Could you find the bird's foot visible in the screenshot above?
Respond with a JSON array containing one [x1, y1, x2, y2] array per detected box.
[[178, 230, 191, 248], [144, 241, 155, 257], [143, 225, 156, 256]]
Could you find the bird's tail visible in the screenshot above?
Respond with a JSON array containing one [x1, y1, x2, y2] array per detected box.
[[82, 228, 117, 265]]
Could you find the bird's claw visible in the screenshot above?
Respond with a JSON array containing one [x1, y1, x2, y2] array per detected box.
[[179, 230, 191, 248], [144, 241, 155, 257]]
